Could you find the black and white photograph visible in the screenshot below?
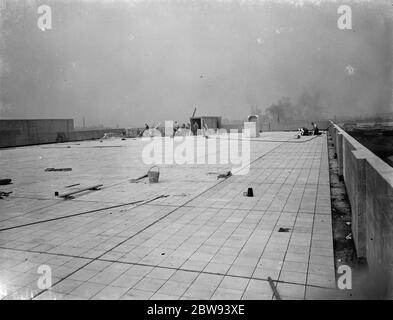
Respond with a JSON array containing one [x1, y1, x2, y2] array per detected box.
[[0, 0, 392, 305]]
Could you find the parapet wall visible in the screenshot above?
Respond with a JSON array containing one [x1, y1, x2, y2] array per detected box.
[[70, 129, 125, 141], [0, 119, 74, 148], [222, 119, 330, 132], [261, 119, 330, 132], [0, 119, 128, 148], [329, 121, 393, 284]]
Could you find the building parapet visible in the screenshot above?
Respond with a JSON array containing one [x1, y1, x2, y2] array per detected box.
[[329, 121, 393, 293]]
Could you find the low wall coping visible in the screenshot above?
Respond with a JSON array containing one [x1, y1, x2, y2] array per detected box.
[[330, 121, 393, 188]]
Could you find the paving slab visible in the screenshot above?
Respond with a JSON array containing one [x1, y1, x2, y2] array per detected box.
[[0, 132, 341, 299]]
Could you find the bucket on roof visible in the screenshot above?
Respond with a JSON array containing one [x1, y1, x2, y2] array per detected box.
[[148, 166, 160, 183]]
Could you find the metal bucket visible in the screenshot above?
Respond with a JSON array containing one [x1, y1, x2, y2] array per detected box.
[[148, 166, 160, 183]]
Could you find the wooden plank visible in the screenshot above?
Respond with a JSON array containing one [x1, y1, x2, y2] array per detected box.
[[56, 184, 103, 199], [268, 276, 281, 300]]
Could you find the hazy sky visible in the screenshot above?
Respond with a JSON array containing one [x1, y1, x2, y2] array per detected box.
[[1, 0, 392, 127]]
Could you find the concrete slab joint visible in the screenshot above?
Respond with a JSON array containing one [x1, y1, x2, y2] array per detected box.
[[351, 150, 367, 258], [336, 132, 344, 178]]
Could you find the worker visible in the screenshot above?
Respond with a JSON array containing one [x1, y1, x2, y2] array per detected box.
[[192, 122, 199, 136], [203, 123, 209, 138], [141, 123, 150, 137], [173, 121, 180, 137], [311, 122, 321, 135], [299, 127, 309, 136]]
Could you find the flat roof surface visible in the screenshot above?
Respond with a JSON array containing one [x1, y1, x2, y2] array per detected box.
[[0, 132, 346, 300]]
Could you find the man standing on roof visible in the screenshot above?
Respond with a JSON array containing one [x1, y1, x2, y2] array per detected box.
[[192, 121, 199, 136], [173, 121, 180, 137], [311, 122, 320, 135]]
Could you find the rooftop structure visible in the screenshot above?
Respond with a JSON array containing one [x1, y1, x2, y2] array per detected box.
[[190, 116, 222, 130]]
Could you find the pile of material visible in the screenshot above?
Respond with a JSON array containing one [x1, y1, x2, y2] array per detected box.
[[0, 191, 12, 199], [0, 178, 12, 185]]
